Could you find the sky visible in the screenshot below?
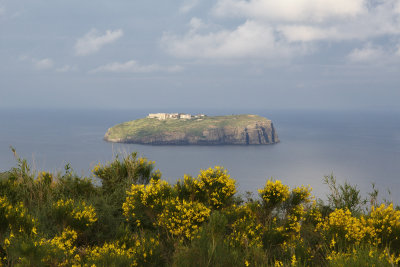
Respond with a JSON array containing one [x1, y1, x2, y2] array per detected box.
[[1, 0, 400, 111]]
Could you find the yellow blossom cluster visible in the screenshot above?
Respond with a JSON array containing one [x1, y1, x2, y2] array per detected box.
[[258, 180, 290, 207], [318, 205, 400, 264], [53, 199, 97, 229], [305, 201, 323, 226], [291, 185, 312, 205], [367, 203, 400, 246], [86, 234, 160, 266], [318, 208, 367, 245], [0, 196, 36, 236], [228, 206, 263, 248], [157, 198, 211, 241], [284, 205, 304, 235], [176, 167, 236, 209], [122, 178, 172, 228], [47, 227, 78, 256], [196, 166, 236, 209], [3, 227, 80, 266]]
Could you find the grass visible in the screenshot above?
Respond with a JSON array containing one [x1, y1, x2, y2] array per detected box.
[[105, 114, 271, 140]]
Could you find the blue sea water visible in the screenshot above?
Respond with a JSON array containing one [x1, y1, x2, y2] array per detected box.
[[1, 108, 399, 202]]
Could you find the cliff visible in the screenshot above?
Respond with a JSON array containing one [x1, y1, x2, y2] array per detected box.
[[104, 114, 279, 145]]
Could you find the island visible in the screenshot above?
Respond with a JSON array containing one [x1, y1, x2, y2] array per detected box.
[[104, 113, 279, 145]]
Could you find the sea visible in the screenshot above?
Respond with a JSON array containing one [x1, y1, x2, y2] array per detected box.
[[1, 108, 399, 203]]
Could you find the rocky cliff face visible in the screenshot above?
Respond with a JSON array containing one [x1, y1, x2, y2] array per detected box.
[[104, 119, 279, 145]]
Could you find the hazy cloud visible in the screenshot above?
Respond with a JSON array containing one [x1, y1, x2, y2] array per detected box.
[[213, 0, 365, 22], [189, 17, 206, 32], [396, 1, 400, 13], [162, 19, 306, 59], [180, 0, 200, 13], [90, 60, 183, 73], [348, 44, 385, 63], [163, 0, 400, 60], [346, 42, 400, 63], [278, 25, 337, 42], [19, 55, 54, 70], [19, 55, 78, 71], [75, 29, 123, 56], [33, 58, 54, 70], [56, 65, 78, 73], [0, 6, 5, 17]]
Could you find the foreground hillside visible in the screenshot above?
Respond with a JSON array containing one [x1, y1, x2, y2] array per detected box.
[[1, 152, 399, 266], [104, 114, 279, 145]]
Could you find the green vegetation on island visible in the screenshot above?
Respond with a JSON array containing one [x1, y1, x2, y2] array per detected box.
[[1, 150, 400, 266], [104, 114, 279, 145]]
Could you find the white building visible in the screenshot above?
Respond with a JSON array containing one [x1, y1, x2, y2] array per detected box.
[[147, 113, 200, 120], [179, 114, 192, 119], [148, 113, 168, 120]]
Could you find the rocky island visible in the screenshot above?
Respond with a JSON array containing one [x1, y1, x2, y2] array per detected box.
[[104, 113, 279, 145]]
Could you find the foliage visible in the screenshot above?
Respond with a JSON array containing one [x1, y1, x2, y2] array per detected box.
[[323, 174, 365, 214], [1, 151, 400, 266], [84, 231, 163, 267], [93, 152, 161, 194], [52, 198, 97, 231], [157, 198, 211, 241], [122, 178, 173, 230], [176, 166, 236, 209]]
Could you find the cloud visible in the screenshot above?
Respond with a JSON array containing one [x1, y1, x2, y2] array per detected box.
[[56, 65, 78, 73], [162, 0, 400, 61], [90, 60, 183, 73], [162, 19, 304, 59], [278, 25, 338, 42], [33, 58, 54, 70], [347, 44, 385, 63], [19, 56, 79, 71], [75, 29, 123, 56], [189, 17, 206, 32], [180, 0, 200, 13], [396, 1, 400, 14], [0, 6, 5, 17], [213, 0, 365, 22]]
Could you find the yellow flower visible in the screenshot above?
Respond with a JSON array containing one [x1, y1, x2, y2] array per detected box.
[[259, 180, 289, 206], [291, 254, 297, 266]]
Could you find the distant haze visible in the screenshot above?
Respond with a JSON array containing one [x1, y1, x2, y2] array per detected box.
[[1, 0, 400, 111]]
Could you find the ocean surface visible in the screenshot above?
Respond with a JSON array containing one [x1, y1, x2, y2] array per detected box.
[[1, 108, 399, 203]]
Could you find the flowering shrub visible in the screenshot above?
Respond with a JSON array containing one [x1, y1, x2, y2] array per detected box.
[[175, 167, 236, 210], [318, 208, 367, 247], [157, 198, 211, 241], [3, 227, 79, 266], [228, 205, 263, 248], [4, 152, 400, 266], [53, 198, 97, 230], [92, 153, 162, 194], [0, 196, 36, 236], [367, 203, 400, 248], [196, 166, 236, 209], [259, 180, 290, 207], [290, 185, 312, 205], [85, 233, 161, 266], [122, 178, 173, 228]]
